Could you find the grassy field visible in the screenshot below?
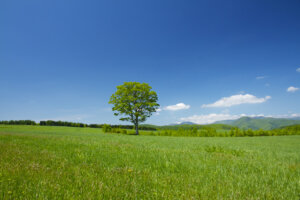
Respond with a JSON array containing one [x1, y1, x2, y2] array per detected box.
[[0, 125, 299, 199]]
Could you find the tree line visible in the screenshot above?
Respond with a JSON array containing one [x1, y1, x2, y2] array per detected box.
[[102, 124, 300, 137], [0, 120, 157, 130], [1, 120, 299, 137], [0, 120, 37, 125]]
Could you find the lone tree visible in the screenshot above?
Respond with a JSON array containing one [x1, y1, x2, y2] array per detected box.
[[109, 82, 159, 135]]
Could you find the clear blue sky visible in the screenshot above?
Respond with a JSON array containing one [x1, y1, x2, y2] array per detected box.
[[1, 0, 300, 125]]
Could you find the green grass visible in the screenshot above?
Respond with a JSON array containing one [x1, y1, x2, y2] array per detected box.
[[0, 125, 299, 199]]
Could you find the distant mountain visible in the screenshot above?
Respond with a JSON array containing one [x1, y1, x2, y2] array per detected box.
[[214, 117, 300, 130], [213, 119, 236, 125], [167, 122, 196, 126], [154, 123, 235, 131], [291, 117, 300, 120], [179, 122, 197, 125], [144, 117, 300, 131]]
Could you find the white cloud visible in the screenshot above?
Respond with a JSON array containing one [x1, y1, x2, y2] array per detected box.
[[265, 113, 300, 118], [180, 113, 242, 124], [164, 103, 190, 111], [287, 86, 299, 93], [296, 68, 300, 73], [202, 94, 271, 108], [290, 113, 300, 118], [256, 76, 266, 80], [39, 114, 90, 122], [258, 113, 300, 119], [155, 108, 162, 115]]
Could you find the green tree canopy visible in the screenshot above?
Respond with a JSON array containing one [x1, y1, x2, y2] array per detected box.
[[109, 82, 159, 135]]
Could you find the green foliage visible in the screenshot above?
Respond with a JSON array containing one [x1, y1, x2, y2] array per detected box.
[[102, 124, 112, 133], [109, 82, 159, 135], [0, 125, 299, 199], [1, 120, 157, 131], [0, 120, 36, 125], [153, 126, 300, 137], [104, 125, 300, 137], [40, 120, 86, 127]]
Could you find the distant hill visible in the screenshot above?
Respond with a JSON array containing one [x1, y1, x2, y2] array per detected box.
[[166, 122, 196, 126], [143, 117, 300, 131], [214, 117, 300, 130], [178, 122, 197, 125], [277, 124, 300, 131], [213, 119, 235, 125], [291, 117, 300, 120]]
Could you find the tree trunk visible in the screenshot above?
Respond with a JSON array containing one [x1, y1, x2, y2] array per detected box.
[[135, 123, 139, 135]]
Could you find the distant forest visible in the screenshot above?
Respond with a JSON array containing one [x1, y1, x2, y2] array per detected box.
[[0, 120, 156, 130]]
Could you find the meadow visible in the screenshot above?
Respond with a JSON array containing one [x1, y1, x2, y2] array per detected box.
[[0, 125, 299, 199]]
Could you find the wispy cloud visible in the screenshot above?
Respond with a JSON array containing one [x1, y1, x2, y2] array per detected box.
[[164, 103, 190, 111], [202, 94, 271, 108], [256, 76, 266, 80], [155, 108, 162, 115], [287, 86, 299, 93], [180, 113, 243, 124], [266, 113, 300, 118], [39, 114, 90, 122], [296, 68, 300, 73]]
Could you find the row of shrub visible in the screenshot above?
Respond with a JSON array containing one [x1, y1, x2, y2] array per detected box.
[[40, 120, 87, 127], [0, 120, 37, 125], [0, 120, 157, 130], [103, 125, 300, 137]]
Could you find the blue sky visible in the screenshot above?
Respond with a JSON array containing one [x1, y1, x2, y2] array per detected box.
[[1, 0, 300, 125]]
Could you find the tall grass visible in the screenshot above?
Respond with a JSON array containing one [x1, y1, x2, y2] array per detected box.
[[106, 125, 300, 137], [0, 125, 299, 199]]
